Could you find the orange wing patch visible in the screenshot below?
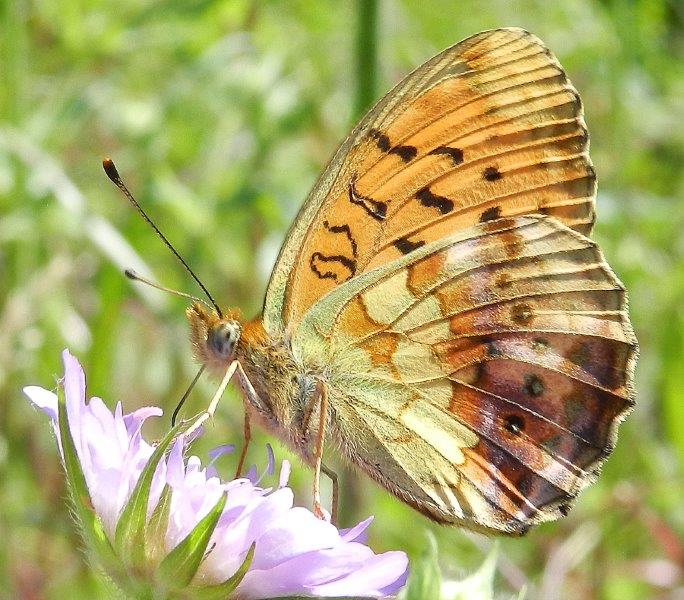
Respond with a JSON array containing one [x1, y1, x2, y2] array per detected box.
[[276, 29, 595, 330]]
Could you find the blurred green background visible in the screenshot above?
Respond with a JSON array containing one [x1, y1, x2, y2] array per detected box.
[[1, 1, 683, 598]]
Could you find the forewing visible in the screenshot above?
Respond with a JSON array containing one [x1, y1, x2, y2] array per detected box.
[[293, 217, 636, 534], [264, 28, 595, 333]]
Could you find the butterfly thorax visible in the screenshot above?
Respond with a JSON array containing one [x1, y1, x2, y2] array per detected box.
[[187, 302, 319, 456]]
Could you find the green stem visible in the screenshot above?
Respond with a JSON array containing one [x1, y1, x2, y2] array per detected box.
[[354, 0, 379, 119]]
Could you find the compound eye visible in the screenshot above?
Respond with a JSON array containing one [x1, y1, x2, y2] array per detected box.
[[208, 324, 237, 359]]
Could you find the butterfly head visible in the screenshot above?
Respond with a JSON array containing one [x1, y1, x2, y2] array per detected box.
[[187, 302, 242, 372]]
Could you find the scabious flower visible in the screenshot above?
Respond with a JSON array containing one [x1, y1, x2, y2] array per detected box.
[[24, 350, 408, 599]]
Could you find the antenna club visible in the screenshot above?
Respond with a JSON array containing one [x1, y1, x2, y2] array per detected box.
[[124, 268, 136, 280], [102, 158, 121, 183]]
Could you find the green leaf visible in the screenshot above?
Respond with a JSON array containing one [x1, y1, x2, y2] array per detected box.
[[399, 531, 441, 600], [57, 385, 118, 569], [157, 492, 227, 591], [189, 542, 256, 600], [114, 420, 186, 570]]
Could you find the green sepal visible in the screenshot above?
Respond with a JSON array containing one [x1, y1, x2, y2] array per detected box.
[[57, 385, 118, 570], [146, 484, 173, 565], [114, 419, 187, 570], [398, 531, 440, 600], [156, 492, 227, 591], [189, 542, 256, 600]]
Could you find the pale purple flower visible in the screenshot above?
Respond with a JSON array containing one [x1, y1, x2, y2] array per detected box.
[[24, 350, 408, 598]]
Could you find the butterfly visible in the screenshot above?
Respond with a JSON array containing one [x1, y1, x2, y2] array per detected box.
[[178, 28, 638, 535]]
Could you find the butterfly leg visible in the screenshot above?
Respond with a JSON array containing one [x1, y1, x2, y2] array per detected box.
[[234, 409, 251, 478], [311, 380, 329, 520], [185, 360, 238, 437], [321, 463, 339, 525], [232, 361, 274, 477], [300, 392, 317, 443]]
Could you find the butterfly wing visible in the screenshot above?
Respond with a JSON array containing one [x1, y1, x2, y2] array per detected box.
[[292, 216, 636, 534], [264, 28, 596, 334]]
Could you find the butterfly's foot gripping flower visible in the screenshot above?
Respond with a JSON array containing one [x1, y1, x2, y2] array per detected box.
[[24, 350, 408, 599]]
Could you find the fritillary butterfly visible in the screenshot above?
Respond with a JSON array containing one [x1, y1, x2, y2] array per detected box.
[[185, 28, 637, 535]]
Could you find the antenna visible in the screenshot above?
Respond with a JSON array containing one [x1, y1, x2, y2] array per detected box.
[[172, 365, 206, 426], [124, 269, 213, 309], [102, 158, 223, 317]]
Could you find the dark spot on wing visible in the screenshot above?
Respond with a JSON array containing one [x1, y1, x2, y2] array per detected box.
[[504, 414, 524, 435], [368, 128, 390, 152], [511, 303, 533, 325], [349, 175, 387, 221], [495, 273, 512, 289], [523, 374, 544, 397], [394, 237, 425, 255], [482, 217, 516, 234], [531, 338, 549, 352], [416, 187, 454, 215], [389, 145, 418, 162], [562, 391, 585, 427], [483, 166, 502, 181], [500, 230, 524, 259], [568, 341, 591, 368], [429, 146, 464, 165], [485, 339, 502, 357], [479, 206, 502, 222]]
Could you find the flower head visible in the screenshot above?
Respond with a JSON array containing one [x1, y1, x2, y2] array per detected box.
[[24, 350, 408, 599]]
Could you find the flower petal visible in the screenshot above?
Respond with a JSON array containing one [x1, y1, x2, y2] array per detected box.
[[278, 460, 291, 488], [308, 549, 409, 597], [341, 516, 374, 543], [23, 386, 58, 422], [208, 444, 235, 463]]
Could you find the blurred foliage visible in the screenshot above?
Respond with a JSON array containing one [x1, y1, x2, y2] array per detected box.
[[1, 0, 683, 598]]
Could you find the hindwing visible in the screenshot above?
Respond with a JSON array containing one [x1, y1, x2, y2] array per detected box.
[[292, 217, 636, 534]]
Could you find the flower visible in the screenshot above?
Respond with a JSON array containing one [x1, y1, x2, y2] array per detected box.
[[24, 350, 408, 599]]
